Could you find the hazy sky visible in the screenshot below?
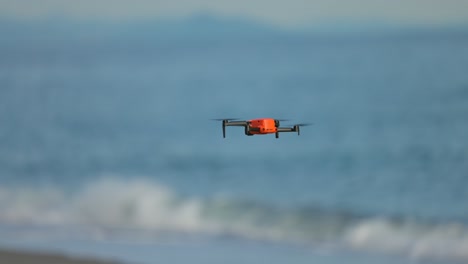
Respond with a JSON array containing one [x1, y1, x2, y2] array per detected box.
[[1, 0, 468, 28]]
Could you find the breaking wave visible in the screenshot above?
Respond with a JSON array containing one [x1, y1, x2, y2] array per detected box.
[[0, 178, 467, 261]]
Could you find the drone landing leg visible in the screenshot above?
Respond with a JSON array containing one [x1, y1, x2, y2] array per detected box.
[[222, 120, 226, 138]]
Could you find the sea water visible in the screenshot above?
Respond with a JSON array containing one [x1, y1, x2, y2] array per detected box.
[[0, 20, 468, 264]]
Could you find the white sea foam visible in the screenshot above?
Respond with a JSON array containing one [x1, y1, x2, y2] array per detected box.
[[71, 179, 208, 233], [0, 178, 467, 261], [345, 218, 468, 260]]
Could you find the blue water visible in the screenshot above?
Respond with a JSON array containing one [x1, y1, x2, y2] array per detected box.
[[1, 19, 468, 263]]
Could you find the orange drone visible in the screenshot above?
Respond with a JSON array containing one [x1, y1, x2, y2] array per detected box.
[[213, 118, 311, 138]]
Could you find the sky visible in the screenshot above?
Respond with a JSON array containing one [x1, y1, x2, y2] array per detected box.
[[1, 0, 468, 28]]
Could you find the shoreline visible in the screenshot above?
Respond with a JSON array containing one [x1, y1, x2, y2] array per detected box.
[[0, 249, 121, 264]]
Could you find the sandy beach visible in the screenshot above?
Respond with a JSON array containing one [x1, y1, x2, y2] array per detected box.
[[0, 249, 121, 264]]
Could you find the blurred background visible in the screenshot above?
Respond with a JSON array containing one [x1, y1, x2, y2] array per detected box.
[[1, 1, 468, 264]]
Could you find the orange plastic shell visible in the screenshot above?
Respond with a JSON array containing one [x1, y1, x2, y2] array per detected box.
[[248, 118, 277, 134]]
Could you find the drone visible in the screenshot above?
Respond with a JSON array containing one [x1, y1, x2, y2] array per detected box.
[[213, 118, 311, 138]]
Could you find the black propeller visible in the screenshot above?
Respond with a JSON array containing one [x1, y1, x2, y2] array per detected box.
[[211, 118, 240, 138], [293, 123, 313, 136], [211, 118, 239, 121], [294, 123, 313, 127]]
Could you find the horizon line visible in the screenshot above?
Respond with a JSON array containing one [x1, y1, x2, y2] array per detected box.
[[1, 12, 468, 33]]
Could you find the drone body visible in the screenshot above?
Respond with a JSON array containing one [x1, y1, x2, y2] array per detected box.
[[215, 118, 310, 138]]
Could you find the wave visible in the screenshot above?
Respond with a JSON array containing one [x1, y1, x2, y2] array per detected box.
[[0, 178, 467, 261]]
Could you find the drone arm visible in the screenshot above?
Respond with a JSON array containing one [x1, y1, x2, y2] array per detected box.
[[277, 126, 300, 136], [277, 127, 295, 132], [221, 120, 248, 138], [225, 121, 248, 127]]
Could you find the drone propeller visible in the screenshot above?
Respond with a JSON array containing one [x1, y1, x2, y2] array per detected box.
[[211, 118, 240, 138], [292, 123, 313, 136], [211, 118, 239, 121], [294, 123, 313, 127], [282, 122, 313, 127]]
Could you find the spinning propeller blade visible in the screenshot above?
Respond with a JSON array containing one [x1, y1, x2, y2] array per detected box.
[[211, 118, 239, 121], [211, 118, 239, 138], [294, 123, 313, 127], [291, 123, 313, 136]]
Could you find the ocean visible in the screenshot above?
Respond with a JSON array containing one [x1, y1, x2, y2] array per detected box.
[[0, 18, 468, 263]]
